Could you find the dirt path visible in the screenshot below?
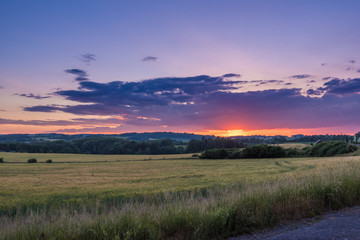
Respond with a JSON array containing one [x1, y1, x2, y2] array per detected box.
[[231, 206, 360, 240]]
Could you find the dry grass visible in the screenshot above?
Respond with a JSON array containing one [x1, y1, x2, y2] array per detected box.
[[272, 143, 310, 149], [0, 152, 194, 163]]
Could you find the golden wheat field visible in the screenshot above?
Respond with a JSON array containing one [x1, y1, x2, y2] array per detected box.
[[0, 152, 359, 214]]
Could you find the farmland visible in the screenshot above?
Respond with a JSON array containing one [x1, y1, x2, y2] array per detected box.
[[1, 152, 360, 239]]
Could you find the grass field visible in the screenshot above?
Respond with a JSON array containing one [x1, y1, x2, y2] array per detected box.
[[1, 152, 360, 239], [0, 152, 195, 163]]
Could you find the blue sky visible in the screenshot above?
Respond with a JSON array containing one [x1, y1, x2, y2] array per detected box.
[[1, 0, 360, 135]]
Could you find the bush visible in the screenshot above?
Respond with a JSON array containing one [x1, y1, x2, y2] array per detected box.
[[199, 141, 358, 159], [0, 157, 3, 163], [46, 159, 52, 163], [309, 141, 358, 157], [200, 149, 230, 159], [242, 145, 286, 158], [27, 158, 37, 163]]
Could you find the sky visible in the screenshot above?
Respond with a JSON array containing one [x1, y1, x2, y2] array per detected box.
[[1, 0, 360, 136]]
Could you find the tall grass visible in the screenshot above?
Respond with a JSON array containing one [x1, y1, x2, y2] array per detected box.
[[2, 160, 360, 239]]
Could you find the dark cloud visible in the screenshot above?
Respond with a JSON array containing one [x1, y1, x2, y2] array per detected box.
[[284, 83, 293, 85], [23, 105, 60, 112], [307, 89, 323, 96], [290, 74, 311, 79], [142, 56, 157, 62], [15, 93, 50, 99], [346, 67, 353, 71], [0, 117, 123, 126], [358, 69, 360, 73], [316, 78, 360, 96], [251, 80, 284, 85], [349, 60, 356, 64], [321, 63, 327, 66], [222, 73, 241, 78], [322, 77, 332, 81], [23, 74, 360, 131], [309, 80, 316, 83], [64, 68, 89, 81], [80, 53, 96, 65]]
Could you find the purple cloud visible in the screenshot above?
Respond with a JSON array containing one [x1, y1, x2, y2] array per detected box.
[[64, 68, 89, 82], [80, 53, 96, 65], [22, 74, 360, 131], [142, 56, 157, 62], [317, 78, 360, 96], [15, 93, 50, 99], [290, 74, 311, 79], [0, 117, 124, 126], [222, 73, 241, 78]]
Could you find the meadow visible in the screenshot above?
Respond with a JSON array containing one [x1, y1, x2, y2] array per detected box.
[[1, 152, 360, 239]]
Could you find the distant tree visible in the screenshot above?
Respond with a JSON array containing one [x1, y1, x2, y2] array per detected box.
[[27, 158, 37, 163]]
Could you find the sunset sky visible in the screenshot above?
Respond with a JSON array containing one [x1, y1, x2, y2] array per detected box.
[[1, 0, 360, 136]]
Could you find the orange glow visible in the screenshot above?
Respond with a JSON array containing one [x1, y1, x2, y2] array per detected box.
[[195, 128, 356, 137]]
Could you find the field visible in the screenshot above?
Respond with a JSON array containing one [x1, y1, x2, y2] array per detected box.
[[1, 152, 360, 239]]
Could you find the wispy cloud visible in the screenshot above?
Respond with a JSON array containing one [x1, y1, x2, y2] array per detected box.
[[64, 68, 89, 81], [0, 117, 123, 126], [290, 74, 311, 79], [15, 93, 50, 99], [79, 53, 96, 65], [142, 56, 157, 62]]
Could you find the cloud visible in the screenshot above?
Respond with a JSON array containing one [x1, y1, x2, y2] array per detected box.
[[80, 53, 96, 65], [64, 68, 89, 81], [250, 80, 284, 85], [290, 74, 311, 79], [222, 73, 241, 78], [349, 60, 356, 64], [321, 63, 327, 66], [346, 67, 353, 71], [316, 78, 360, 96], [322, 77, 332, 81], [0, 117, 124, 126], [284, 83, 293, 85], [142, 56, 157, 62], [306, 89, 323, 96], [23, 105, 60, 112], [22, 73, 360, 131], [15, 93, 50, 99]]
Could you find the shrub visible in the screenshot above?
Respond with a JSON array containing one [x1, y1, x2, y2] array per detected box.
[[46, 159, 53, 163], [242, 145, 286, 158], [309, 141, 358, 157], [200, 149, 230, 159], [27, 158, 37, 163], [0, 157, 4, 163]]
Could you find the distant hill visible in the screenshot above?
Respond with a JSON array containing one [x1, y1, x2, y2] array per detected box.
[[0, 132, 214, 143]]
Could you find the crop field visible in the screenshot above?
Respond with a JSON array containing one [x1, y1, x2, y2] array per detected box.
[[1, 153, 360, 239], [0, 152, 195, 163]]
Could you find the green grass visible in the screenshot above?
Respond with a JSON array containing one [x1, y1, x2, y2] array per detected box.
[[1, 153, 360, 239]]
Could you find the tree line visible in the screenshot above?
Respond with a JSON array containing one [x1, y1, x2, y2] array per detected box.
[[200, 141, 358, 159], [0, 137, 242, 154]]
